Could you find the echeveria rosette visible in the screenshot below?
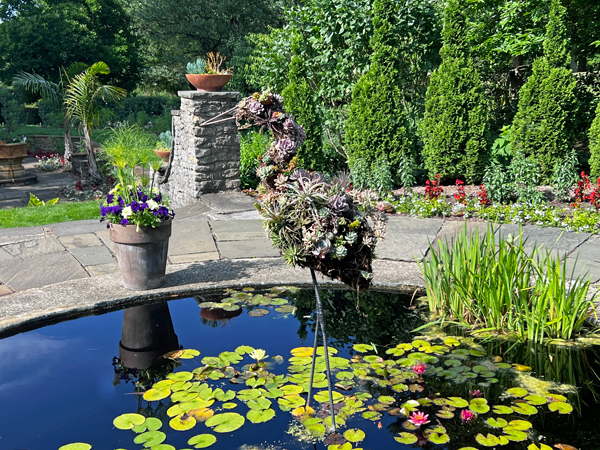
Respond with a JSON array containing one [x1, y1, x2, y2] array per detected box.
[[100, 185, 174, 228]]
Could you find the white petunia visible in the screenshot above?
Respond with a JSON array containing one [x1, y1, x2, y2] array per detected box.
[[122, 206, 133, 218], [147, 199, 159, 210], [152, 187, 160, 195]]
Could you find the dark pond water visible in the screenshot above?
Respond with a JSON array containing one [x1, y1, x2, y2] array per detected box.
[[0, 287, 599, 450]]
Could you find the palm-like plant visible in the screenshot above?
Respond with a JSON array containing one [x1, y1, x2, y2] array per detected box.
[[63, 62, 126, 181], [13, 62, 89, 161]]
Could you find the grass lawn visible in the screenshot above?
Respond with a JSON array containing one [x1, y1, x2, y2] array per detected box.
[[0, 201, 101, 228]]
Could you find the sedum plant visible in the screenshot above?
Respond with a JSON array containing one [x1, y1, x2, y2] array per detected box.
[[235, 90, 386, 290], [156, 131, 172, 151], [186, 58, 207, 74]]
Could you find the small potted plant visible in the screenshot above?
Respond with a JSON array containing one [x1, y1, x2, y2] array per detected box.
[[100, 125, 175, 290], [153, 131, 172, 163], [185, 52, 233, 92]]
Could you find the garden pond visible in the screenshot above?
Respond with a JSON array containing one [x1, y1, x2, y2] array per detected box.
[[0, 287, 598, 450]]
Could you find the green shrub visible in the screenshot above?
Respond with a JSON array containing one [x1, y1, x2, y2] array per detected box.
[[111, 95, 180, 122], [282, 37, 325, 172], [421, 0, 490, 184], [419, 224, 596, 342], [240, 130, 270, 189], [37, 98, 64, 127], [509, 152, 545, 204], [588, 102, 600, 179], [552, 149, 579, 201], [483, 162, 513, 204], [509, 0, 577, 181], [345, 0, 414, 192]]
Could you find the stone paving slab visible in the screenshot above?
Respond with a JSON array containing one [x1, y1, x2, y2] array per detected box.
[[207, 210, 261, 221], [58, 233, 103, 249], [51, 219, 107, 236], [497, 224, 590, 259], [210, 219, 265, 241], [68, 245, 115, 266], [218, 239, 280, 259], [201, 192, 256, 214], [173, 202, 211, 220], [168, 221, 216, 256], [86, 262, 120, 277], [430, 220, 492, 253], [376, 216, 443, 262], [0, 283, 12, 296], [0, 248, 12, 261], [0, 251, 89, 291], [1, 236, 64, 257], [0, 225, 44, 238], [170, 252, 220, 264], [95, 230, 116, 254]]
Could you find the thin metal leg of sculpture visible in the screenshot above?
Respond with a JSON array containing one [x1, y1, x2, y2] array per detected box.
[[309, 268, 337, 432], [305, 317, 319, 413]]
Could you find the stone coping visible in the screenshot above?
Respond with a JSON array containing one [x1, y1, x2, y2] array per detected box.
[[178, 90, 240, 100], [0, 258, 422, 339]]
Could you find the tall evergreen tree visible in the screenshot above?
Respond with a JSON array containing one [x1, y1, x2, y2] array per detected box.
[[421, 0, 490, 184], [510, 0, 577, 180], [345, 0, 414, 191], [588, 103, 600, 180], [282, 37, 325, 172]]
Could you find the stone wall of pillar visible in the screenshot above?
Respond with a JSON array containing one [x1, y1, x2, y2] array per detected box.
[[159, 91, 241, 208]]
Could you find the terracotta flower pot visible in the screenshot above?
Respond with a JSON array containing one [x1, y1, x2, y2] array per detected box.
[[154, 149, 170, 163], [185, 74, 232, 92], [109, 219, 172, 290]]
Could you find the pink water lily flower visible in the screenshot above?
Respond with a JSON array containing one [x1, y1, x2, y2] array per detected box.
[[469, 389, 483, 397], [408, 411, 430, 427], [461, 409, 474, 422], [412, 363, 427, 374]]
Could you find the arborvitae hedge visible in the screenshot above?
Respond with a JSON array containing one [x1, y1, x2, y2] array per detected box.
[[282, 38, 325, 172], [421, 0, 490, 184], [510, 0, 577, 180], [345, 0, 413, 191], [589, 103, 600, 180]]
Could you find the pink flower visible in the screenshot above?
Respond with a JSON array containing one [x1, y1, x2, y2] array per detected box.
[[408, 411, 430, 427], [412, 363, 427, 374], [461, 409, 474, 423], [469, 389, 483, 397]]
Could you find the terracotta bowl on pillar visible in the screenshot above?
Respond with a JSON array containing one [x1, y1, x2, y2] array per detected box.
[[185, 74, 232, 92]]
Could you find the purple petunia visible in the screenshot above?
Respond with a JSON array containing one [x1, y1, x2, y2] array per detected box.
[[106, 194, 114, 204], [120, 218, 129, 226]]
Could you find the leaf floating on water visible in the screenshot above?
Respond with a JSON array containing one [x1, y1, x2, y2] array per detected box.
[[188, 408, 215, 422], [223, 304, 240, 312], [446, 397, 468, 408], [486, 417, 508, 428], [493, 405, 514, 415], [58, 444, 92, 450], [248, 308, 269, 317], [113, 413, 146, 430], [506, 387, 528, 398], [525, 395, 547, 405], [503, 428, 528, 441], [205, 413, 245, 433], [247, 408, 276, 423], [247, 397, 272, 410], [343, 429, 365, 443], [469, 398, 490, 414], [133, 431, 166, 447], [132, 417, 162, 433], [291, 347, 314, 357], [394, 432, 418, 444], [143, 387, 171, 402], [222, 402, 238, 409], [506, 419, 532, 431], [512, 403, 538, 415], [327, 443, 352, 450], [547, 394, 567, 402], [187, 433, 217, 449], [275, 305, 296, 314], [476, 433, 503, 447], [548, 402, 573, 414], [242, 287, 255, 291], [362, 411, 382, 421], [427, 432, 450, 444], [444, 337, 460, 347], [528, 444, 553, 450], [353, 344, 373, 353], [235, 345, 255, 355], [553, 444, 578, 450], [168, 371, 193, 382], [271, 298, 288, 305], [170, 414, 197, 431], [436, 410, 454, 419]]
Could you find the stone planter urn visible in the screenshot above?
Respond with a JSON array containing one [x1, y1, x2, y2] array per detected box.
[[0, 142, 28, 179], [109, 219, 172, 290], [185, 74, 232, 92]]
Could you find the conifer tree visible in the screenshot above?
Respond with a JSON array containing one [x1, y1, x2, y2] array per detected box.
[[282, 37, 325, 172], [588, 103, 600, 180], [345, 0, 413, 191], [510, 0, 577, 180], [421, 0, 490, 184]]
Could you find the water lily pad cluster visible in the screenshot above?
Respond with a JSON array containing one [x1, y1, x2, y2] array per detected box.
[[107, 334, 572, 450], [235, 90, 386, 290], [197, 286, 298, 319]]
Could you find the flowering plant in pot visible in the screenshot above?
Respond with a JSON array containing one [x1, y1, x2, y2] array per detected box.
[[100, 125, 174, 290], [185, 52, 233, 92]]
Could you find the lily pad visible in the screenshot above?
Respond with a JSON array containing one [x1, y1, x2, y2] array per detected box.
[[528, 444, 553, 450], [235, 345, 255, 355], [222, 402, 237, 409], [134, 431, 166, 447], [493, 405, 514, 415], [353, 344, 374, 353], [469, 398, 490, 414], [314, 390, 344, 403], [506, 387, 528, 398], [113, 413, 146, 430], [476, 433, 502, 447], [512, 403, 538, 415], [170, 414, 197, 431], [58, 444, 92, 450], [487, 417, 508, 428], [133, 417, 162, 433], [427, 433, 450, 444], [525, 395, 547, 405], [248, 308, 269, 317], [394, 433, 418, 444], [247, 408, 276, 423], [188, 408, 215, 422], [205, 412, 245, 433], [548, 402, 573, 414], [362, 411, 382, 421], [506, 420, 532, 430], [275, 305, 296, 314], [247, 397, 272, 410], [291, 347, 314, 357], [187, 434, 217, 449], [343, 429, 366, 443], [503, 429, 528, 441], [143, 388, 171, 402], [436, 410, 454, 419], [168, 371, 194, 382], [446, 397, 468, 408]]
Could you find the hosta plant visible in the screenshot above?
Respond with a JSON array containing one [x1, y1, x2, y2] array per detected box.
[[235, 90, 386, 290]]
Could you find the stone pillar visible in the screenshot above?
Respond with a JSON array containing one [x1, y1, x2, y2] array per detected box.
[[159, 91, 241, 208]]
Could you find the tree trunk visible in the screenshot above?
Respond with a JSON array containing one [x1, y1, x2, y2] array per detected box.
[[84, 125, 102, 184], [63, 116, 74, 161]]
